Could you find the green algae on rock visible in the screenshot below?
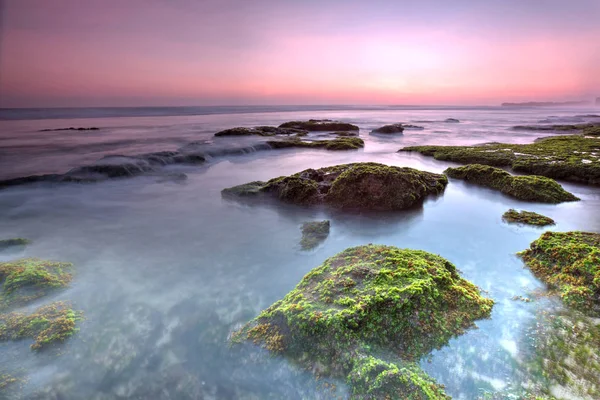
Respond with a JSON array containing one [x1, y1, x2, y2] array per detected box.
[[0, 238, 30, 251], [232, 245, 493, 399], [278, 119, 359, 132], [222, 162, 448, 211], [300, 220, 330, 250], [400, 135, 600, 185], [502, 209, 555, 226], [0, 301, 82, 350], [512, 123, 600, 132], [518, 231, 600, 314], [266, 136, 364, 151], [371, 123, 405, 134], [214, 126, 308, 137], [0, 258, 73, 310], [444, 164, 579, 203]]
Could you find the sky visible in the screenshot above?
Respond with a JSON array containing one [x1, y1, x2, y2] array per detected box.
[[1, 0, 599, 107]]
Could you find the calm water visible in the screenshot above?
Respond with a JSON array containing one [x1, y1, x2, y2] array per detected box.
[[0, 106, 599, 399]]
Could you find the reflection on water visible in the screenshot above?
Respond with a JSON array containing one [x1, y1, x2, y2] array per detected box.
[[1, 108, 600, 399]]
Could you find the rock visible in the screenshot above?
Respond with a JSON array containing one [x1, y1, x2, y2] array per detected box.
[[39, 127, 100, 132], [0, 258, 73, 310], [400, 135, 600, 185], [300, 220, 330, 250], [231, 244, 493, 399], [584, 126, 600, 136], [329, 131, 358, 137], [444, 164, 579, 203], [278, 120, 359, 132], [501, 209, 555, 226], [0, 301, 82, 350], [222, 162, 448, 211], [371, 124, 404, 134], [0, 238, 31, 251], [214, 126, 307, 137], [402, 124, 425, 130], [518, 231, 600, 314], [512, 123, 599, 131], [266, 137, 364, 151], [445, 118, 460, 123]]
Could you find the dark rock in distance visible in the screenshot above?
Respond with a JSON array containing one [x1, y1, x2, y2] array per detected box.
[[278, 119, 359, 132], [371, 124, 404, 134], [0, 238, 30, 251]]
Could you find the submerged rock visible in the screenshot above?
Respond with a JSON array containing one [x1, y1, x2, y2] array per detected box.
[[232, 244, 493, 399], [278, 119, 359, 132], [371, 123, 404, 134], [222, 162, 448, 211], [401, 135, 600, 185], [502, 209, 555, 226], [266, 137, 364, 151], [0, 301, 82, 350], [444, 164, 579, 203], [300, 220, 330, 250], [0, 238, 31, 251], [518, 231, 600, 315], [0, 258, 73, 310], [444, 118, 460, 123]]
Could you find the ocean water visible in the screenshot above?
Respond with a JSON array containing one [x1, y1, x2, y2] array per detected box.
[[0, 106, 599, 399]]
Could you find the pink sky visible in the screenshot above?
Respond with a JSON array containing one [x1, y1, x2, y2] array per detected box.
[[1, 0, 599, 107]]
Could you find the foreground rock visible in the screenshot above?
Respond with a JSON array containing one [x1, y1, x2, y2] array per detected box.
[[0, 238, 30, 251], [519, 231, 600, 315], [222, 162, 448, 211], [0, 301, 82, 350], [502, 209, 555, 226], [445, 164, 579, 203], [0, 258, 73, 310], [401, 135, 600, 185], [232, 245, 493, 399], [300, 220, 330, 250], [267, 137, 364, 151], [278, 119, 359, 132]]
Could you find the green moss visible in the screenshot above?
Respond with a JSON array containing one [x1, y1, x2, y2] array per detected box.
[[401, 135, 600, 185], [232, 245, 493, 398], [223, 163, 448, 211], [444, 164, 579, 203], [267, 136, 364, 151], [502, 209, 555, 226], [300, 220, 330, 250], [278, 119, 359, 131], [584, 125, 600, 136], [0, 258, 73, 310], [0, 301, 82, 350], [518, 231, 600, 314], [522, 310, 600, 399], [513, 123, 599, 131], [0, 373, 19, 390], [221, 181, 266, 198], [0, 238, 30, 251], [214, 126, 308, 137]]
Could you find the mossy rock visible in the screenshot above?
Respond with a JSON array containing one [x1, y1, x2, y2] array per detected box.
[[502, 209, 555, 226], [513, 123, 600, 132], [518, 231, 600, 314], [222, 163, 448, 211], [0, 238, 30, 251], [214, 126, 307, 137], [444, 164, 579, 203], [266, 137, 364, 151], [400, 135, 600, 185], [371, 124, 405, 134], [279, 119, 359, 132], [0, 258, 73, 310], [0, 301, 82, 350], [300, 220, 330, 250], [584, 125, 600, 136], [232, 245, 493, 399]]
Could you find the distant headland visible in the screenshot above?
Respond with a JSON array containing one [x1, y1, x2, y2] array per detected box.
[[501, 100, 594, 107]]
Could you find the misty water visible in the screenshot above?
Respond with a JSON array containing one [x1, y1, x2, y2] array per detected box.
[[1, 106, 600, 399]]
